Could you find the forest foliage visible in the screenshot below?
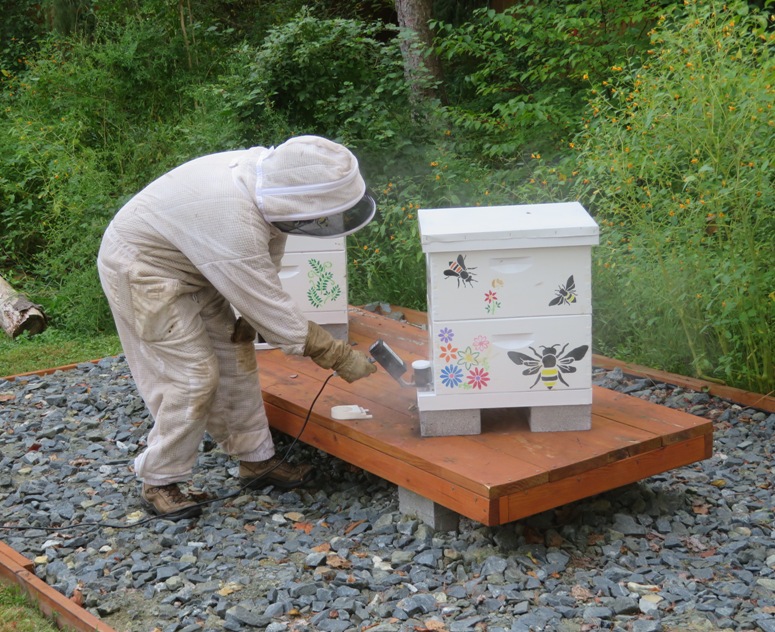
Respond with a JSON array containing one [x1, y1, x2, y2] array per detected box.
[[0, 0, 772, 392]]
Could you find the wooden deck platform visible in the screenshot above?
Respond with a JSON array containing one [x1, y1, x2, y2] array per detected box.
[[257, 307, 713, 527]]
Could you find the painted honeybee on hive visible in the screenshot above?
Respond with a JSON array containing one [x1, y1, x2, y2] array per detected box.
[[508, 343, 588, 389], [444, 254, 477, 288], [549, 275, 577, 307]]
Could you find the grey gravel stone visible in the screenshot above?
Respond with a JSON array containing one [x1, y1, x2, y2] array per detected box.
[[632, 621, 663, 632], [0, 359, 773, 632]]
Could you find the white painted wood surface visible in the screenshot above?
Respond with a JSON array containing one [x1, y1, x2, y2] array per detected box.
[[417, 203, 598, 427]]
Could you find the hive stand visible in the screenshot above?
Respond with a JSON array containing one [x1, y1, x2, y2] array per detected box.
[[256, 307, 713, 530]]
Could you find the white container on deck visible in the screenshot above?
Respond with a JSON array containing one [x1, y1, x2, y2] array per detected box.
[[278, 235, 349, 332], [245, 234, 349, 348], [417, 202, 599, 435]]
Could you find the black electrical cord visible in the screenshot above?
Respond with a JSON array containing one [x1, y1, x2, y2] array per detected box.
[[0, 372, 336, 535]]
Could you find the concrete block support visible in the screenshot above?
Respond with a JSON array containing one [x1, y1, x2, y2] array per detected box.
[[398, 487, 459, 532], [528, 404, 592, 432], [419, 408, 481, 437]]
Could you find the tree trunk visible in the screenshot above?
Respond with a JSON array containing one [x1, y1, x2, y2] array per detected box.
[[394, 0, 445, 103], [0, 275, 47, 338]]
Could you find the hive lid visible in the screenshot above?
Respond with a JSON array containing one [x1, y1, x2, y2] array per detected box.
[[283, 234, 345, 253], [418, 202, 599, 252]]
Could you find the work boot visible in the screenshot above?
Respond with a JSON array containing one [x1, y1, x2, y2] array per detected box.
[[240, 455, 314, 490], [141, 483, 202, 521]]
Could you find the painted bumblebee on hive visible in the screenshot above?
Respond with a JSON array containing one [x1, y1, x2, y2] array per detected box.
[[508, 343, 589, 389]]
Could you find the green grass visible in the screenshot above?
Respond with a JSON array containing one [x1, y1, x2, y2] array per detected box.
[[0, 583, 60, 632], [0, 329, 122, 378]]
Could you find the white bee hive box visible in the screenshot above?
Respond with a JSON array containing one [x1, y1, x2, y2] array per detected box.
[[250, 234, 349, 348], [417, 202, 599, 436], [281, 235, 348, 332]]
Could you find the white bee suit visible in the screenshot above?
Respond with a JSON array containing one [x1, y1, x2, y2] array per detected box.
[[97, 136, 368, 486]]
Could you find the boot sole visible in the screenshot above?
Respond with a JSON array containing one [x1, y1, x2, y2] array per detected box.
[[140, 497, 203, 521]]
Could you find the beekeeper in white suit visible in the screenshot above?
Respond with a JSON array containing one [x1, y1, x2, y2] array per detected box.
[[97, 135, 377, 520]]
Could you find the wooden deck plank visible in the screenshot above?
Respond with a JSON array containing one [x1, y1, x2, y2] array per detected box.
[[264, 402, 497, 524], [498, 433, 713, 523], [256, 307, 714, 526], [259, 339, 417, 412], [259, 362, 549, 497], [592, 387, 712, 444], [475, 410, 665, 490]]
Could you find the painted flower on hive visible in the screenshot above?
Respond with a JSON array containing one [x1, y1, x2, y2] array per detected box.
[[473, 335, 489, 352], [457, 346, 480, 370], [440, 365, 464, 388], [484, 290, 501, 315], [467, 367, 490, 389], [439, 343, 458, 362], [438, 327, 454, 343]]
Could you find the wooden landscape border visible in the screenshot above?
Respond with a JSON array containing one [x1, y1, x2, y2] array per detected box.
[[0, 542, 118, 632]]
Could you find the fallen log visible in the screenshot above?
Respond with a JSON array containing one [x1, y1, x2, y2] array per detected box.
[[0, 274, 47, 338]]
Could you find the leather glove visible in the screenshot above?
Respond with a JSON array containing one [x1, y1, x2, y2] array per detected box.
[[231, 317, 257, 343], [303, 321, 376, 383]]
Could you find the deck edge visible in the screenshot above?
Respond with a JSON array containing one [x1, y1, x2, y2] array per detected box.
[[499, 433, 712, 524]]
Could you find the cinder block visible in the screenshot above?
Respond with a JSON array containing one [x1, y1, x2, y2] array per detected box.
[[528, 404, 592, 432], [398, 487, 459, 532], [420, 408, 481, 437]]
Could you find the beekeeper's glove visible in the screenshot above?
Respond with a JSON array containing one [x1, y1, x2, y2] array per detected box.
[[304, 321, 376, 383]]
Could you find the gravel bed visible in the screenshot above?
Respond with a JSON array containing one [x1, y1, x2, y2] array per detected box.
[[1, 356, 774, 632]]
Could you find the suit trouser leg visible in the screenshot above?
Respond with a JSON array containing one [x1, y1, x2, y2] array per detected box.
[[98, 246, 275, 485], [198, 288, 275, 463]]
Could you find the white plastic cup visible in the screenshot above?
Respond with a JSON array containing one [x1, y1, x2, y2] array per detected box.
[[412, 360, 432, 389]]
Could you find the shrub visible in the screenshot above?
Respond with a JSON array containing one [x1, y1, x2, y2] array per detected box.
[[574, 0, 774, 392], [0, 17, 243, 332], [431, 0, 671, 161], [0, 0, 45, 84], [348, 189, 427, 310], [222, 10, 417, 152]]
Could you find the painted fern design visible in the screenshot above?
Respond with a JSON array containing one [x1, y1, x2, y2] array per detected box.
[[306, 259, 342, 308]]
